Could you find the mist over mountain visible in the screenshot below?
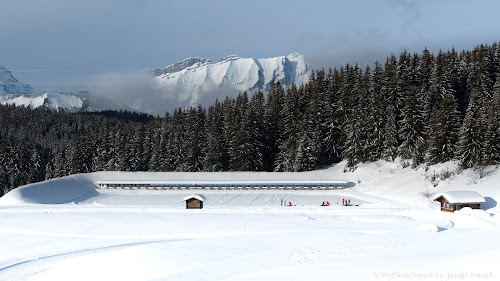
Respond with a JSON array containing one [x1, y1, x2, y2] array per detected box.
[[0, 53, 311, 115]]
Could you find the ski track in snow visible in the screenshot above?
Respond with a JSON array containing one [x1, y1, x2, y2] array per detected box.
[[0, 238, 192, 280], [0, 227, 394, 280], [219, 192, 242, 206], [247, 193, 263, 206]]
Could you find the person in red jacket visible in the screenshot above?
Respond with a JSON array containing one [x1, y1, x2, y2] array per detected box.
[[289, 201, 292, 206], [342, 198, 345, 205], [326, 201, 330, 206]]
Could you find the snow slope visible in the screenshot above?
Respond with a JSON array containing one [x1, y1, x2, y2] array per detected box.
[[153, 52, 311, 108], [0, 65, 33, 94], [0, 161, 499, 280]]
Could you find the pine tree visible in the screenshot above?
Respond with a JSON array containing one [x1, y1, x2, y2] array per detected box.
[[382, 55, 399, 117], [383, 105, 398, 161], [204, 102, 225, 171], [366, 62, 385, 161], [44, 150, 55, 180], [185, 107, 206, 172], [0, 135, 10, 195], [141, 122, 153, 171], [322, 69, 344, 164], [28, 147, 41, 183], [72, 131, 92, 173], [148, 119, 162, 171], [398, 85, 426, 167], [275, 84, 301, 171], [458, 48, 494, 168], [341, 65, 364, 169], [293, 80, 323, 171], [129, 125, 144, 171], [482, 72, 500, 164], [293, 133, 318, 171], [427, 93, 461, 164], [264, 81, 284, 170], [9, 143, 29, 188], [248, 91, 266, 170], [229, 92, 263, 171]]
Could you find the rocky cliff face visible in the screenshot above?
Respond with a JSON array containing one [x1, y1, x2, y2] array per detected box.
[[152, 58, 212, 76]]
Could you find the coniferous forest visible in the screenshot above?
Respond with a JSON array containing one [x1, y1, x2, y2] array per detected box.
[[1, 43, 500, 196]]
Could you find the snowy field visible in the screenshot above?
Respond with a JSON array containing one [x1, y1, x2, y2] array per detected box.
[[0, 161, 499, 280]]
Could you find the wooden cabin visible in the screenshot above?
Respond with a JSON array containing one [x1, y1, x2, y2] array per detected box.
[[183, 195, 205, 209], [433, 191, 485, 212]]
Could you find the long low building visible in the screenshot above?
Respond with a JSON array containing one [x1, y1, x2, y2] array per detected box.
[[96, 179, 348, 190]]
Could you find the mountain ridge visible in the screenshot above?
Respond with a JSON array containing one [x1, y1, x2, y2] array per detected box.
[[0, 65, 33, 94], [153, 52, 311, 108]]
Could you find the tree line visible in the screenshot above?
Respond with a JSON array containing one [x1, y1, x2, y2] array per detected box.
[[1, 43, 499, 196]]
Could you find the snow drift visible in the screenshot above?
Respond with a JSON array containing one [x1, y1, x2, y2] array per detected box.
[[0, 174, 99, 205]]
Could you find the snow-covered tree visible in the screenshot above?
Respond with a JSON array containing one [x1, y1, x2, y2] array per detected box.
[[427, 93, 461, 164]]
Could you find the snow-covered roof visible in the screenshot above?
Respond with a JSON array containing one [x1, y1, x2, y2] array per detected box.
[[183, 195, 205, 202], [93, 171, 347, 185], [433, 191, 485, 204]]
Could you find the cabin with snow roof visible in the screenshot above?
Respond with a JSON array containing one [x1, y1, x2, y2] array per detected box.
[[183, 195, 205, 209], [433, 191, 485, 212]]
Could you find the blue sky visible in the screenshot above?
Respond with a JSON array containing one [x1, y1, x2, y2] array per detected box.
[[1, 0, 499, 91]]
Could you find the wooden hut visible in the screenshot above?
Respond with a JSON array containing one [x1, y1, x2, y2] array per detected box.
[[183, 195, 205, 209], [433, 191, 485, 212]]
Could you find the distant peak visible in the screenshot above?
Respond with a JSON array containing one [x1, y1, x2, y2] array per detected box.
[[0, 64, 33, 94], [220, 54, 240, 62], [287, 52, 305, 58]]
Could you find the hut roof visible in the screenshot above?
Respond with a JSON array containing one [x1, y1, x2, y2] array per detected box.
[[433, 191, 485, 204], [183, 195, 205, 202]]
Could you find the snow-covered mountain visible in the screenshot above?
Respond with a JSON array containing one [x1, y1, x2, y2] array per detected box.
[[152, 52, 311, 107], [0, 65, 33, 94], [0, 65, 85, 112], [0, 92, 85, 112]]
